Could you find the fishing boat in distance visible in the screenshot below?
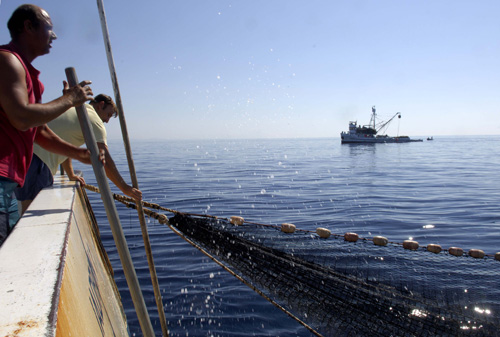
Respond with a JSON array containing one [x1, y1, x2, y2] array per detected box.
[[340, 106, 423, 144]]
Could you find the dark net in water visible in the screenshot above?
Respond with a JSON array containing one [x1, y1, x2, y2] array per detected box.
[[170, 213, 500, 337]]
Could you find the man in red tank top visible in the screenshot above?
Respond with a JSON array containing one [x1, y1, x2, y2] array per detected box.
[[0, 4, 99, 246]]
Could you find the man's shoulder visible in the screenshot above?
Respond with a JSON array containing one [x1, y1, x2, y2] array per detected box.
[[55, 104, 101, 128], [0, 50, 29, 97], [86, 105, 102, 123], [0, 49, 14, 58], [0, 45, 15, 56], [0, 49, 24, 71]]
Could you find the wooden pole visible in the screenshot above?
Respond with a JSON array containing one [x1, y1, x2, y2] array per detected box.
[[65, 68, 155, 337], [95, 1, 169, 336]]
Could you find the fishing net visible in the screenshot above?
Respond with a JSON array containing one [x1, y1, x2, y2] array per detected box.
[[168, 213, 500, 337], [83, 185, 500, 336]]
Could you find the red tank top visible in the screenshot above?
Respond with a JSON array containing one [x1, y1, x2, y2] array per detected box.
[[0, 42, 44, 186]]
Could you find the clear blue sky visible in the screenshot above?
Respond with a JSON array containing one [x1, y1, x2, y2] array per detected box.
[[1, 0, 499, 140]]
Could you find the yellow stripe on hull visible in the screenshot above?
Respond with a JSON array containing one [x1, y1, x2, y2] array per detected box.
[[0, 176, 128, 336]]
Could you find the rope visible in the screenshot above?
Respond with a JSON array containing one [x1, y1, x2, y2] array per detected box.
[[166, 219, 322, 336], [85, 184, 322, 336], [85, 185, 500, 336], [84, 184, 500, 261]]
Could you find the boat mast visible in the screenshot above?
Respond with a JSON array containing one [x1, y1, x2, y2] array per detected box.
[[371, 106, 376, 130]]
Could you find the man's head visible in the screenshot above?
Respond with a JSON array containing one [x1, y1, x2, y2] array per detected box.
[[91, 94, 118, 123], [7, 4, 57, 56]]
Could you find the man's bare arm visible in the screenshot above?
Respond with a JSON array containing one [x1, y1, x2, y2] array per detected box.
[[98, 142, 142, 201], [0, 51, 93, 131], [34, 125, 92, 163], [61, 158, 85, 185]]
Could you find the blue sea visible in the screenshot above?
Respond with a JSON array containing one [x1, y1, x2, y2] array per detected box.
[[78, 136, 500, 336]]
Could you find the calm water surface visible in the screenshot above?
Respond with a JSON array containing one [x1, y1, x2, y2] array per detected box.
[[78, 136, 500, 336]]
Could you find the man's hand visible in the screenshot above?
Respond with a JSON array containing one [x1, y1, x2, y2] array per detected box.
[[62, 80, 93, 107], [123, 185, 143, 202], [67, 173, 85, 186], [98, 147, 105, 166]]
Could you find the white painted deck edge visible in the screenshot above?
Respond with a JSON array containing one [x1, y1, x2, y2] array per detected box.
[[0, 175, 76, 336]]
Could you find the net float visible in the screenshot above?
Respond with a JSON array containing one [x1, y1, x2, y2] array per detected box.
[[344, 232, 359, 242], [230, 216, 244, 226], [468, 249, 485, 259], [426, 244, 442, 254], [373, 236, 388, 246], [281, 223, 296, 233], [157, 214, 169, 225], [403, 240, 419, 250], [448, 247, 464, 257], [316, 227, 331, 238]]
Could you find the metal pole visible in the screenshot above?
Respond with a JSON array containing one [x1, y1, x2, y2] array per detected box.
[[65, 67, 155, 337], [95, 1, 169, 336]]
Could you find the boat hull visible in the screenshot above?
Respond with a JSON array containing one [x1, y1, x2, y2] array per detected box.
[[341, 135, 423, 144], [340, 131, 423, 144], [0, 176, 128, 336]]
